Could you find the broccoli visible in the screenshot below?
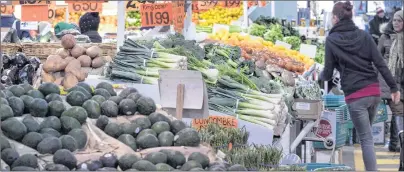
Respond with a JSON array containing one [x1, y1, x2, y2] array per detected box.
[[136, 96, 156, 116]]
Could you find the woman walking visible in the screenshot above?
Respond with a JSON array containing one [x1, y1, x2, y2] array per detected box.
[[378, 9, 403, 152], [321, 1, 400, 171]]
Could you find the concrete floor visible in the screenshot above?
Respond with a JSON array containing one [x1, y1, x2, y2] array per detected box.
[[341, 144, 400, 171]]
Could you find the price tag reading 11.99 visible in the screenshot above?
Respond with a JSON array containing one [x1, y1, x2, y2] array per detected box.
[[140, 3, 172, 27]]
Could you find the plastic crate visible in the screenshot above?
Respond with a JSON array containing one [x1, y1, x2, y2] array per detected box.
[[298, 163, 350, 171], [323, 95, 345, 107], [313, 105, 348, 149], [313, 121, 348, 149]]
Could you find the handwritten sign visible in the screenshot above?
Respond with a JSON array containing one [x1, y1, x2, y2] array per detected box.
[[21, 5, 49, 21], [68, 2, 102, 12], [0, 4, 14, 14], [12, 0, 50, 5], [192, 115, 238, 130], [172, 0, 185, 33], [197, 0, 218, 11], [140, 3, 172, 27], [224, 0, 241, 8]]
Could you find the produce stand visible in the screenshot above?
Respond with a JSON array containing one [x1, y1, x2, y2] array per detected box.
[[1, 1, 372, 171]]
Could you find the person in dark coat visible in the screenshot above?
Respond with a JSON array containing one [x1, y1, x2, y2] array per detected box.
[[321, 1, 400, 171], [377, 9, 404, 153], [79, 12, 102, 43], [369, 7, 389, 44]]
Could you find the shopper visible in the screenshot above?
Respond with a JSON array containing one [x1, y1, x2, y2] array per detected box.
[[79, 12, 102, 43], [369, 7, 389, 44], [321, 1, 400, 171], [378, 9, 404, 152]]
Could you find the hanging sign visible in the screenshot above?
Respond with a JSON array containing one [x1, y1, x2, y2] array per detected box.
[[0, 4, 14, 14], [172, 0, 185, 33], [140, 3, 172, 27], [21, 5, 49, 21], [67, 1, 102, 12], [12, 0, 51, 5], [192, 115, 238, 130], [224, 0, 241, 8], [197, 0, 218, 11], [192, 1, 199, 12]]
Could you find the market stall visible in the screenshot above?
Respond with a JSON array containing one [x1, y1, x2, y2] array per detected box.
[[3, 0, 392, 171]]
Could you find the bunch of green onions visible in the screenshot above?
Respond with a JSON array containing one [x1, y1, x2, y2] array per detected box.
[[208, 76, 287, 130], [109, 39, 187, 84]]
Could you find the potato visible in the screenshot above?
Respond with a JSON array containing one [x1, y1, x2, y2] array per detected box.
[[61, 34, 76, 49], [56, 48, 70, 59], [54, 77, 64, 85], [42, 70, 55, 83], [65, 59, 87, 81], [47, 54, 61, 61], [91, 57, 105, 68], [63, 73, 78, 89], [85, 46, 101, 58], [64, 56, 75, 63], [71, 45, 86, 58], [76, 69, 88, 82], [77, 55, 92, 67], [43, 55, 69, 73]]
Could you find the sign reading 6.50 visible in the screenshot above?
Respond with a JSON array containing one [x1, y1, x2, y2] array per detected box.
[[68, 2, 102, 12], [140, 3, 172, 27]]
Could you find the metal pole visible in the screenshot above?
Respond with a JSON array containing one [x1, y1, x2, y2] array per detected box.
[[271, 1, 275, 17], [242, 0, 248, 30], [116, 0, 125, 50]]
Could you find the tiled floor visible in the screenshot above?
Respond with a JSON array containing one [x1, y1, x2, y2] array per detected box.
[[352, 144, 400, 171]]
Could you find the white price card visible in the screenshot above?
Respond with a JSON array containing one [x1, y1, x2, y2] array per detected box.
[[295, 102, 311, 111], [299, 44, 317, 59], [20, 21, 38, 30], [275, 40, 292, 50]]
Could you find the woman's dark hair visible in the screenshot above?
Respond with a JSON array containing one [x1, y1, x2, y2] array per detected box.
[[332, 1, 353, 20]]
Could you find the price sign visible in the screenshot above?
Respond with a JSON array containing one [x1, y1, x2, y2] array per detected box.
[[0, 4, 14, 14], [140, 3, 172, 27], [21, 5, 48, 21], [68, 2, 102, 12], [248, 0, 259, 8], [197, 0, 218, 11], [12, 0, 51, 5], [224, 0, 241, 8], [192, 116, 238, 130], [172, 0, 185, 33]]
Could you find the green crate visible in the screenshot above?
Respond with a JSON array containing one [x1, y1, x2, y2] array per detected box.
[[313, 121, 348, 149]]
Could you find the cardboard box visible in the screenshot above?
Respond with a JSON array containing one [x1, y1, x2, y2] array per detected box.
[[292, 99, 323, 120]]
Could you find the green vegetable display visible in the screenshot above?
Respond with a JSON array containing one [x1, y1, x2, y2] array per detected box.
[[249, 24, 267, 37], [263, 24, 284, 43], [284, 36, 301, 50]]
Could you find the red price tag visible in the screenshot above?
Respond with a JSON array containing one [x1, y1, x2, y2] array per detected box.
[[140, 3, 172, 27], [172, 1, 185, 33], [68, 2, 102, 12], [0, 4, 14, 15], [197, 0, 218, 11], [13, 0, 51, 5], [21, 5, 49, 21], [225, 0, 241, 8]]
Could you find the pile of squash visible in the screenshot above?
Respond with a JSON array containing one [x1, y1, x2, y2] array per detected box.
[[41, 34, 106, 89]]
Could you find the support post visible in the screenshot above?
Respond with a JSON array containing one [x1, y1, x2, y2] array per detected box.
[[116, 0, 125, 50]]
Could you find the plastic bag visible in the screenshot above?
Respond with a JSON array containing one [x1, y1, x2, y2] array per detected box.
[[18, 64, 35, 84], [1, 65, 18, 86], [2, 53, 13, 69], [28, 57, 41, 70], [12, 52, 28, 68]]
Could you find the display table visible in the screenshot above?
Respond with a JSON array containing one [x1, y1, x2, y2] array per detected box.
[[84, 75, 274, 145]]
